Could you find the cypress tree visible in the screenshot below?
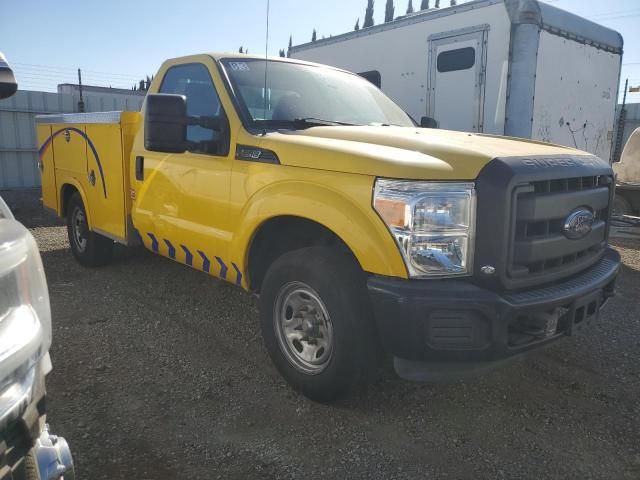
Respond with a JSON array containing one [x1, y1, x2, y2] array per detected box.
[[385, 0, 395, 22], [354, 18, 360, 30], [450, 0, 456, 5], [406, 0, 414, 13], [238, 46, 243, 53], [363, 0, 375, 28], [287, 35, 292, 57], [435, 0, 440, 7], [312, 29, 317, 42], [420, 0, 429, 9]]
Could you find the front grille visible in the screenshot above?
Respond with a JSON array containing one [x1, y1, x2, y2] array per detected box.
[[508, 175, 612, 285]]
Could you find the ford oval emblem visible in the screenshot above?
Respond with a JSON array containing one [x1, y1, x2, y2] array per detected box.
[[563, 208, 594, 240]]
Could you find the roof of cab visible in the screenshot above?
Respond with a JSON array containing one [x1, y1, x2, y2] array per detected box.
[[209, 52, 352, 72], [159, 52, 356, 76]]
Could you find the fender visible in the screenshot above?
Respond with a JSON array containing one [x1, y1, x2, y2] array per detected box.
[[229, 179, 408, 281], [59, 179, 93, 230]]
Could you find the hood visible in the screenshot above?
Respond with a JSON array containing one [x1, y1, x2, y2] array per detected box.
[[257, 126, 588, 180]]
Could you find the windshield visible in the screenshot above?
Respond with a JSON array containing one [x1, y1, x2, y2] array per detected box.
[[221, 58, 414, 129]]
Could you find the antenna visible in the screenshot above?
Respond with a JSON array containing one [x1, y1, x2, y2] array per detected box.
[[262, 0, 270, 135]]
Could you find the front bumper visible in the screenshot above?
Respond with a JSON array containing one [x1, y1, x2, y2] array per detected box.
[[0, 358, 74, 480], [0, 397, 74, 480], [368, 247, 620, 381]]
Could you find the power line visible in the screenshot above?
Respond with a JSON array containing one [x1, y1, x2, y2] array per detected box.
[[15, 75, 138, 86], [12, 66, 140, 82], [12, 62, 142, 79], [592, 13, 640, 23], [13, 69, 133, 80], [11, 65, 143, 91], [588, 9, 640, 20], [13, 77, 138, 90]]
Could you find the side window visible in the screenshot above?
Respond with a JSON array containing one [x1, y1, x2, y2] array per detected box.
[[437, 47, 476, 73], [358, 70, 382, 88], [159, 63, 228, 155]]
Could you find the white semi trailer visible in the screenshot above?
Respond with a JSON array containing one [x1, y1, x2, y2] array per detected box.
[[290, 0, 623, 162]]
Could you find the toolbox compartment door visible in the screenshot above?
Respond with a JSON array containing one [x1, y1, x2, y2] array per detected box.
[[84, 123, 126, 241], [36, 124, 58, 212], [51, 124, 88, 178]]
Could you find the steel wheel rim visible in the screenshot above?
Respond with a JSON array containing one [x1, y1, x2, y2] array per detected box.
[[273, 282, 334, 375], [72, 207, 87, 253]]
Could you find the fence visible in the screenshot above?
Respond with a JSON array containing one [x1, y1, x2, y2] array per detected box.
[[2, 90, 639, 190], [0, 90, 144, 189]]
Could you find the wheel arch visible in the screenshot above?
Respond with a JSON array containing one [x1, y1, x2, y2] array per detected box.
[[246, 215, 359, 291], [233, 182, 407, 291], [59, 180, 92, 228]]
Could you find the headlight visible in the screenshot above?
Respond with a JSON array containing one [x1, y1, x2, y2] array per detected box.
[[373, 179, 476, 278], [0, 198, 51, 422]]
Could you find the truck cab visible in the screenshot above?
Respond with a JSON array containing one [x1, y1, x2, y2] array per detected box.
[[37, 53, 620, 401]]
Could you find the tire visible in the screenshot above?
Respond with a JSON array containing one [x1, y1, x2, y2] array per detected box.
[[66, 192, 113, 267], [612, 193, 632, 217], [260, 246, 377, 402], [21, 451, 39, 480]]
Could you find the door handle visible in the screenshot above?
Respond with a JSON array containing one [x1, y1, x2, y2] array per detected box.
[[135, 156, 144, 181]]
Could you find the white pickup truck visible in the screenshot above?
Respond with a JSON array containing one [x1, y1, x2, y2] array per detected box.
[[0, 53, 74, 480]]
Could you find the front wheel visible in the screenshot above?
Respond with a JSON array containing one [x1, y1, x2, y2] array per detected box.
[[260, 246, 377, 402], [66, 192, 113, 267]]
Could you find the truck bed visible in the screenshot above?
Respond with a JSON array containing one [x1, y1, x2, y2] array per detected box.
[[35, 111, 140, 244]]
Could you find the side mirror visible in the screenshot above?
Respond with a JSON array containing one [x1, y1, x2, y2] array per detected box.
[[0, 53, 18, 100], [144, 94, 189, 153], [420, 116, 439, 129], [145, 93, 226, 154]]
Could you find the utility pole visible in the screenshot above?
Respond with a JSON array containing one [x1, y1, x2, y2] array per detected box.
[[77, 68, 85, 113], [613, 79, 628, 163]]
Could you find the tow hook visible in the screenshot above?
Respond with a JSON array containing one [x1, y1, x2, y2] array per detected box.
[[33, 424, 75, 480]]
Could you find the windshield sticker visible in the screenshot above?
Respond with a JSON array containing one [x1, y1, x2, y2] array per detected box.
[[229, 62, 250, 72]]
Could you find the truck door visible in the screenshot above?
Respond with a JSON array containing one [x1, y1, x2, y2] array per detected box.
[[132, 59, 233, 271], [427, 26, 488, 133]]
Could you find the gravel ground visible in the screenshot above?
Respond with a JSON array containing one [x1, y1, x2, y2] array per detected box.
[[4, 191, 640, 479]]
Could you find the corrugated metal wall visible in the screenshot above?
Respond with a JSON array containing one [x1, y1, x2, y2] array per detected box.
[[0, 90, 144, 189]]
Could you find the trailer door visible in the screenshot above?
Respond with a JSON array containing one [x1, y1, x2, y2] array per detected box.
[[428, 26, 488, 133]]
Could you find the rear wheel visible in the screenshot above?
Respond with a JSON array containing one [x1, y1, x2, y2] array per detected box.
[[260, 246, 377, 402], [66, 192, 113, 266]]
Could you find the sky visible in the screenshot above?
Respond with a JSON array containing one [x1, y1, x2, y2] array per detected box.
[[1, 0, 639, 102]]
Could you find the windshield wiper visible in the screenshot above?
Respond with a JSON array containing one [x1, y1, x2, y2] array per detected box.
[[255, 118, 360, 131], [291, 117, 360, 128]]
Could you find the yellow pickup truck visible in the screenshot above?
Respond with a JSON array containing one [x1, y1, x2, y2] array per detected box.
[[36, 53, 620, 401]]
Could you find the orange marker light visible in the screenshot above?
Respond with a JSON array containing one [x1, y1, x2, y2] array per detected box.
[[374, 198, 409, 228]]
